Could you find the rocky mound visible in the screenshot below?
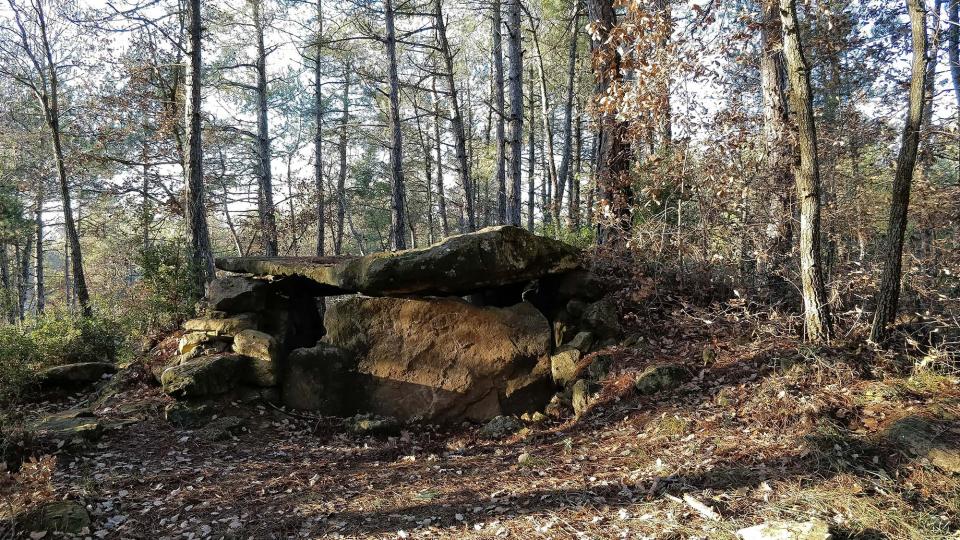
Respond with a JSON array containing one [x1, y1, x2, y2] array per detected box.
[[150, 226, 617, 424]]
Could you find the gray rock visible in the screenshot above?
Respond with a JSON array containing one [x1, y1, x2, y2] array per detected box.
[[37, 362, 116, 388], [886, 416, 960, 473], [634, 364, 689, 396], [22, 500, 91, 534], [736, 519, 832, 540], [206, 275, 268, 312], [232, 329, 280, 386], [282, 343, 355, 413], [161, 354, 247, 399], [217, 226, 581, 297], [550, 349, 581, 387], [197, 416, 244, 442], [580, 298, 622, 340], [28, 410, 102, 444], [481, 415, 523, 438], [347, 414, 400, 435], [571, 379, 590, 416], [183, 313, 258, 336], [566, 331, 595, 353], [164, 401, 213, 428]]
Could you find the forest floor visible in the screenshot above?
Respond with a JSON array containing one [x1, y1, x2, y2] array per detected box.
[[4, 297, 960, 539]]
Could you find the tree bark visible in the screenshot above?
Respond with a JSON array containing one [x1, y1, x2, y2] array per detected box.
[[385, 0, 407, 250], [335, 62, 350, 255], [35, 182, 45, 314], [554, 5, 581, 229], [780, 0, 832, 342], [569, 101, 582, 229], [315, 0, 325, 256], [253, 0, 278, 256], [760, 0, 795, 302], [491, 0, 507, 224], [870, 0, 928, 342], [527, 63, 536, 232], [431, 75, 450, 237], [530, 27, 558, 228], [586, 0, 632, 243], [185, 0, 215, 292], [434, 0, 476, 231], [950, 0, 960, 106], [506, 0, 524, 226]]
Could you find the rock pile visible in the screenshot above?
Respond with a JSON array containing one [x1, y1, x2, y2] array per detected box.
[[151, 225, 620, 424]]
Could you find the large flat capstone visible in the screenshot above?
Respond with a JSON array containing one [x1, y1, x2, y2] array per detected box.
[[216, 226, 580, 296]]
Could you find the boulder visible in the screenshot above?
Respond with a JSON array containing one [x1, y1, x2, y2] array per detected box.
[[206, 275, 268, 312], [581, 298, 622, 340], [323, 296, 553, 423], [232, 329, 279, 386], [736, 519, 831, 540], [347, 414, 401, 435], [571, 379, 590, 416], [481, 415, 523, 438], [37, 362, 116, 388], [217, 226, 580, 297], [177, 332, 231, 356], [161, 354, 247, 399], [183, 313, 258, 336], [282, 343, 355, 413], [634, 364, 689, 396], [22, 501, 91, 534], [886, 416, 960, 473], [143, 332, 182, 383], [28, 410, 102, 444], [550, 349, 581, 387], [566, 331, 595, 354]]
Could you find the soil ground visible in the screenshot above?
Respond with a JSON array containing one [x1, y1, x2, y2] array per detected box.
[[3, 300, 960, 539]]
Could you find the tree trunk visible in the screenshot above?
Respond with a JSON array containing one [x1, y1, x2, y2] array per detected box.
[[385, 0, 407, 250], [569, 102, 582, 230], [335, 62, 350, 255], [0, 246, 11, 324], [527, 63, 536, 232], [253, 0, 278, 256], [950, 0, 960, 106], [185, 0, 215, 292], [435, 0, 476, 231], [315, 0, 325, 256], [491, 0, 507, 224], [506, 0, 524, 226], [531, 27, 558, 228], [18, 237, 32, 321], [431, 76, 450, 237], [586, 0, 632, 243], [780, 0, 832, 342], [35, 183, 45, 314], [554, 5, 581, 229], [870, 0, 928, 342], [760, 0, 795, 302]]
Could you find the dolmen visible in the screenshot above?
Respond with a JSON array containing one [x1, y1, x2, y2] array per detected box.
[[150, 226, 620, 424]]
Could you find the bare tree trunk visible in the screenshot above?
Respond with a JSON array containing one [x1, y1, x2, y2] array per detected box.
[[530, 27, 558, 228], [253, 0, 278, 256], [435, 0, 476, 231], [491, 0, 507, 224], [185, 0, 215, 292], [0, 246, 11, 324], [871, 0, 928, 342], [554, 5, 580, 229], [34, 183, 44, 315], [760, 0, 795, 302], [17, 237, 32, 321], [431, 76, 450, 237], [315, 0, 325, 256], [527, 63, 536, 232], [506, 0, 524, 226], [569, 102, 582, 230], [385, 0, 407, 250], [950, 0, 960, 106], [780, 0, 832, 342], [586, 0, 632, 243], [335, 63, 350, 255]]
